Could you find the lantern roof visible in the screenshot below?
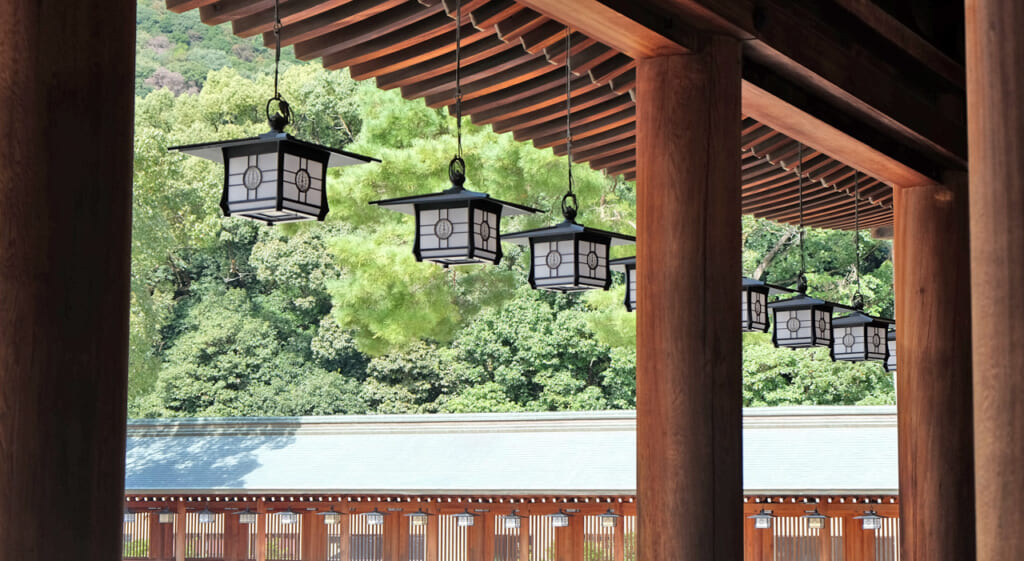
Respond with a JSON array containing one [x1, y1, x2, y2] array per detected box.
[[832, 310, 894, 328], [370, 185, 542, 216], [768, 293, 853, 312], [610, 256, 635, 272], [169, 130, 379, 168], [742, 277, 795, 296], [502, 219, 636, 246]]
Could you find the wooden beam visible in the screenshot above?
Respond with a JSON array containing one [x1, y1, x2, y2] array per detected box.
[[636, 36, 743, 561], [514, 0, 695, 58], [742, 81, 931, 188], [894, 175, 975, 561], [967, 1, 1024, 560]]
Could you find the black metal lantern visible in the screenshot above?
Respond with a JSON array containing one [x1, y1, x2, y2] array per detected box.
[[361, 508, 387, 527], [370, 0, 540, 266], [235, 508, 258, 525], [598, 509, 621, 528], [157, 508, 176, 524], [503, 27, 634, 292], [831, 311, 893, 362], [502, 510, 525, 530], [748, 509, 774, 529], [453, 509, 478, 527], [742, 277, 792, 332], [317, 507, 343, 525], [802, 509, 828, 530], [769, 293, 836, 348], [370, 158, 541, 266], [546, 509, 572, 528], [405, 509, 432, 527], [610, 257, 636, 311], [169, 0, 377, 225], [885, 328, 897, 372], [503, 214, 634, 292], [854, 510, 884, 530]]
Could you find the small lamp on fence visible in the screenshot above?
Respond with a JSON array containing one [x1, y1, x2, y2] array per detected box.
[[124, 510, 137, 524], [405, 509, 432, 527], [454, 509, 478, 527], [197, 507, 217, 524], [502, 510, 525, 530], [854, 510, 884, 530], [546, 509, 572, 528], [748, 509, 774, 529], [158, 508, 176, 524], [598, 509, 621, 528], [235, 508, 258, 525], [317, 507, 343, 525], [362, 508, 387, 527], [610, 257, 636, 312], [802, 509, 828, 530], [278, 509, 299, 525]]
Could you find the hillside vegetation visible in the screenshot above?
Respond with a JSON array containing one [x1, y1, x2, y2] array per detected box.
[[129, 1, 896, 418]]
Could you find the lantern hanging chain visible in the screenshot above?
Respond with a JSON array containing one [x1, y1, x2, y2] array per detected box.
[[797, 143, 807, 292], [853, 171, 863, 309], [266, 0, 290, 128], [454, 0, 463, 161], [561, 26, 578, 221]]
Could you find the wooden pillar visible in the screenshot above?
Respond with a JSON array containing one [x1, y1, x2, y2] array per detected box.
[[425, 509, 438, 561], [256, 500, 267, 561], [613, 514, 625, 561], [481, 512, 495, 561], [742, 516, 772, 561], [149, 511, 174, 561], [223, 511, 245, 561], [383, 510, 400, 561], [0, 0, 134, 560], [338, 512, 351, 561], [636, 35, 743, 561], [842, 515, 875, 561], [302, 511, 328, 561], [966, 1, 1024, 560], [518, 511, 531, 561], [893, 177, 975, 561], [175, 503, 187, 561]]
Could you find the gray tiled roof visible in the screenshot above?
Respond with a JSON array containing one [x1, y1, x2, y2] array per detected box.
[[126, 406, 897, 496]]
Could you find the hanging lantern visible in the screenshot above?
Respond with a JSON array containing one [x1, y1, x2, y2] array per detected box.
[[277, 509, 299, 525], [748, 509, 774, 529], [502, 511, 524, 529], [370, 0, 540, 265], [405, 509, 432, 527], [598, 509, 621, 528], [742, 277, 792, 332], [503, 27, 634, 292], [317, 507, 342, 525], [362, 508, 387, 526], [802, 509, 828, 530], [370, 157, 541, 266], [610, 257, 636, 311], [157, 508, 176, 524], [885, 328, 897, 372], [123, 510, 137, 524], [831, 311, 893, 362], [854, 510, 884, 530], [235, 508, 258, 525], [769, 292, 836, 349], [546, 509, 571, 528], [169, 0, 377, 225], [197, 508, 217, 524], [453, 509, 478, 527]]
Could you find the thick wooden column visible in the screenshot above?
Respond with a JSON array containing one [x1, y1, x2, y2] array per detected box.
[[302, 511, 328, 561], [636, 35, 743, 561], [966, 1, 1024, 560], [893, 177, 975, 561], [223, 511, 246, 561], [0, 1, 134, 560]]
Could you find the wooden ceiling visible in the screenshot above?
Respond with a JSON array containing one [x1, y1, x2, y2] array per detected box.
[[169, 0, 894, 229]]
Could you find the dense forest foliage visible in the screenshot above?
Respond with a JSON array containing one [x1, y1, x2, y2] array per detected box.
[[129, 1, 896, 418]]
